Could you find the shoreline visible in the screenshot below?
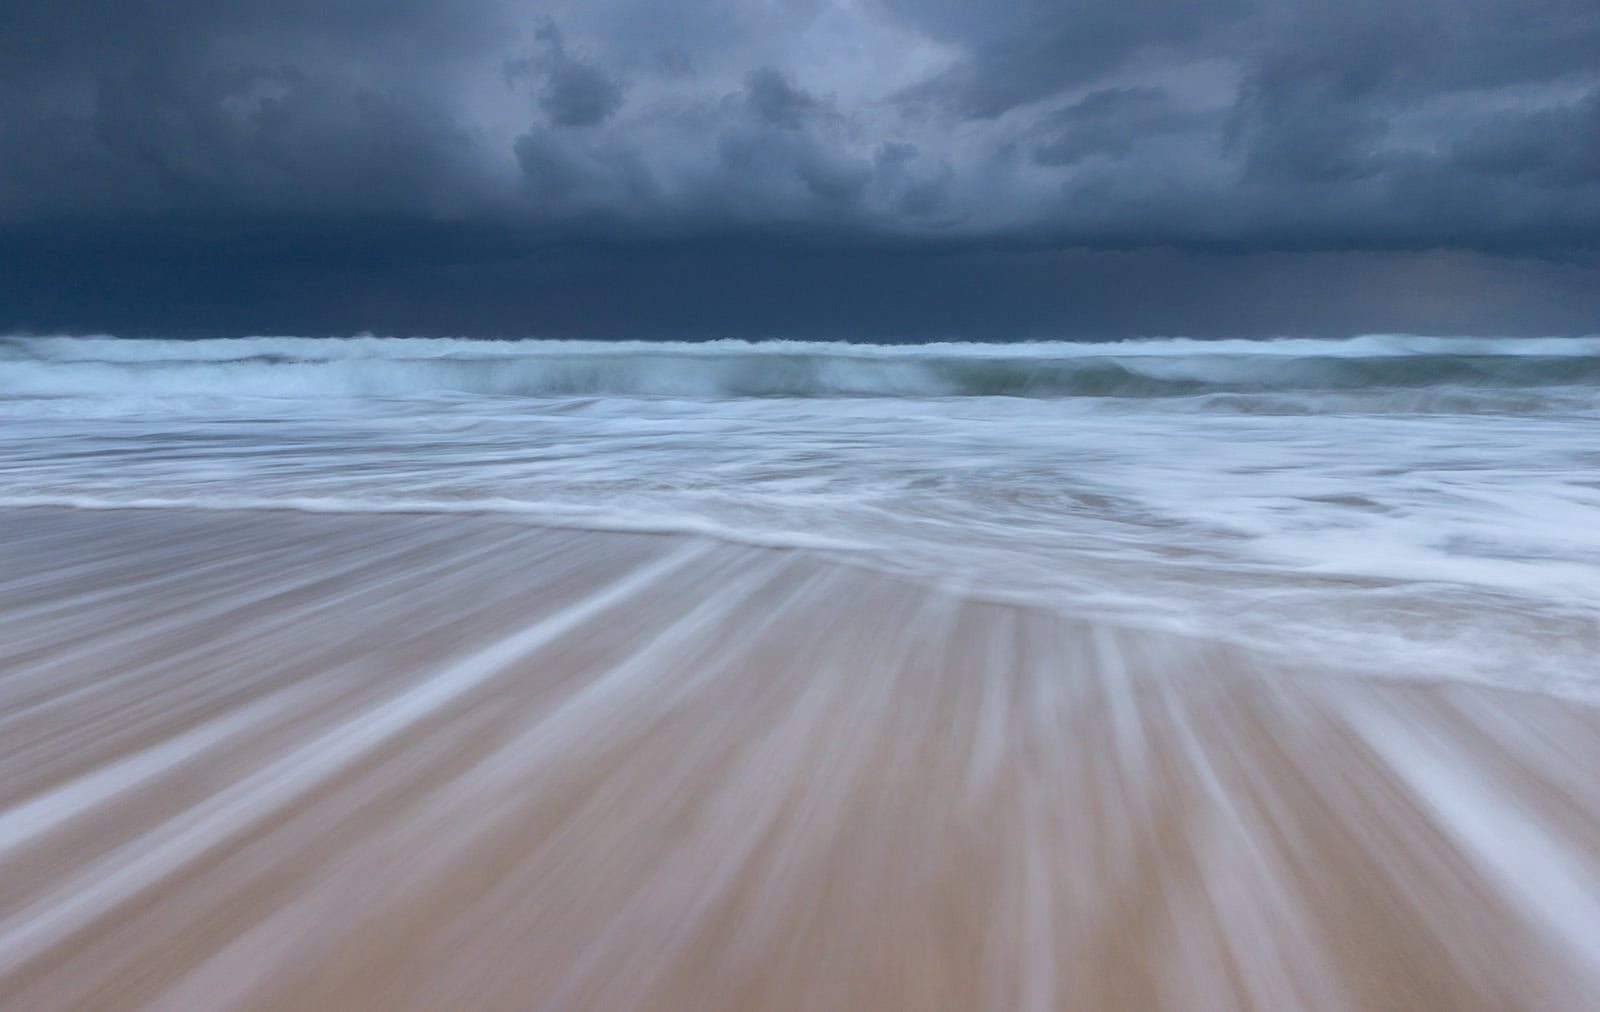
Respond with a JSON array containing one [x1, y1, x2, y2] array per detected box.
[[2, 508, 1598, 1010]]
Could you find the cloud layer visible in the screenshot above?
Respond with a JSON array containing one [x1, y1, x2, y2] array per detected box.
[[1, 0, 1597, 336]]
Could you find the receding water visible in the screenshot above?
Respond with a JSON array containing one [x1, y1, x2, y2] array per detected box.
[[2, 335, 1599, 1009]]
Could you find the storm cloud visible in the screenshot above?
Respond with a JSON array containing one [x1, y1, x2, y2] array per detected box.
[[1, 0, 1597, 337]]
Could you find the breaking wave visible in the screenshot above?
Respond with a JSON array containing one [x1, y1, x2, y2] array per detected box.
[[5, 334, 1600, 402]]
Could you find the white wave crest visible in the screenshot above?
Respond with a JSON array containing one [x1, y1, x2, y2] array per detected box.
[[4, 333, 1600, 403]]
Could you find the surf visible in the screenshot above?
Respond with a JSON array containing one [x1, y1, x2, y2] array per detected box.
[[5, 333, 1600, 403]]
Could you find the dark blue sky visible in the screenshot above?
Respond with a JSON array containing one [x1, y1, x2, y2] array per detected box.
[[3, 0, 1597, 338]]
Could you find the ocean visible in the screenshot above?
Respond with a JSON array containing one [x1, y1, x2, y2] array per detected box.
[[3, 334, 1599, 1008], [6, 334, 1600, 695]]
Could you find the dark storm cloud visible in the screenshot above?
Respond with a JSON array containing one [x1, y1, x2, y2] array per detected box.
[[745, 68, 820, 131], [1028, 88, 1176, 167], [0, 0, 507, 220], [515, 23, 626, 128], [1226, 0, 1600, 183], [883, 0, 1252, 119], [0, 0, 1597, 337], [6, 220, 1597, 340], [1454, 88, 1600, 186]]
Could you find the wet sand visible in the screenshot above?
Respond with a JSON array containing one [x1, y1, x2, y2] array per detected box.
[[2, 508, 1598, 1010]]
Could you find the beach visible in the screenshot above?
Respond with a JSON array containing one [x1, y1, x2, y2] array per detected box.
[[4, 506, 1599, 1010], [6, 0, 1599, 992]]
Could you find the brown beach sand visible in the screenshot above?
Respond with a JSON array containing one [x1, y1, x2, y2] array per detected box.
[[1, 508, 1598, 1010]]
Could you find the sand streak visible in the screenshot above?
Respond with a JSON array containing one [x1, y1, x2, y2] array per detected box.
[[2, 509, 1598, 1010]]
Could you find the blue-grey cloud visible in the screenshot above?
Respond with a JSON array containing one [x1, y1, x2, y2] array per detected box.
[[745, 67, 818, 130], [517, 23, 626, 128], [0, 0, 1597, 337]]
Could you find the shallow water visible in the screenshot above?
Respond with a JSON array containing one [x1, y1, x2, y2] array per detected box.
[[2, 335, 1599, 1009], [5, 335, 1600, 697]]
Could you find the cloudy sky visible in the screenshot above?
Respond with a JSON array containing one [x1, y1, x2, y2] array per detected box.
[[2, 0, 1598, 339]]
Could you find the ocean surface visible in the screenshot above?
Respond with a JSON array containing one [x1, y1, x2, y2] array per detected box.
[[5, 333, 1599, 697], [4, 334, 1600, 1009]]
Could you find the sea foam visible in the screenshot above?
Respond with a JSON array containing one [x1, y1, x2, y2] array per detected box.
[[5, 333, 1600, 402], [4, 333, 1600, 699]]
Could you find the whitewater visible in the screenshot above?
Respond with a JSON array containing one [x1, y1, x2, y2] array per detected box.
[[3, 333, 1600, 1010], [5, 333, 1599, 696]]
